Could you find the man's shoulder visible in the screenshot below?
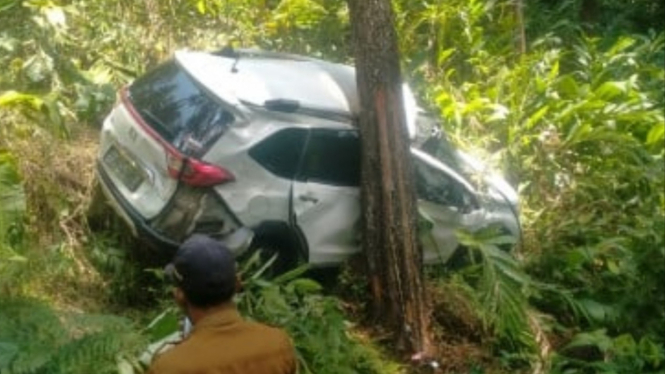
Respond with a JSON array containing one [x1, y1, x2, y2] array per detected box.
[[147, 341, 191, 374], [149, 320, 295, 374], [239, 319, 293, 350], [242, 320, 290, 338]]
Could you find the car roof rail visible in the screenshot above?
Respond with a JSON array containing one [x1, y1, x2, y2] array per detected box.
[[240, 99, 355, 123], [212, 46, 317, 62]]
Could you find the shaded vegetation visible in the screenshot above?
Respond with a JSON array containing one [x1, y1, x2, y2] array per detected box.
[[1, 0, 663, 373]]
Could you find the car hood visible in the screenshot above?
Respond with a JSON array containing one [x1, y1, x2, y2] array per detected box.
[[455, 150, 519, 209]]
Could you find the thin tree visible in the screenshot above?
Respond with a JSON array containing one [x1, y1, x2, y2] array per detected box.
[[515, 0, 527, 54], [347, 0, 432, 357]]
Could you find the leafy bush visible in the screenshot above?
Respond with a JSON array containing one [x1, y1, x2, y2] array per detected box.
[[237, 254, 400, 374], [1, 0, 664, 373], [0, 297, 145, 374]]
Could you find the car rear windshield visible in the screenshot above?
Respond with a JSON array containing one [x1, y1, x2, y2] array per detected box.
[[128, 60, 234, 156]]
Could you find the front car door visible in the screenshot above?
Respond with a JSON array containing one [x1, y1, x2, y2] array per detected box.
[[412, 150, 483, 263]]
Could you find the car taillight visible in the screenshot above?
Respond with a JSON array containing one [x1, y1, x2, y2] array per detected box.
[[119, 87, 234, 187], [165, 148, 234, 187]]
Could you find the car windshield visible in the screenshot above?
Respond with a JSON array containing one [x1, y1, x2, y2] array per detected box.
[[418, 133, 466, 173], [128, 60, 234, 156]]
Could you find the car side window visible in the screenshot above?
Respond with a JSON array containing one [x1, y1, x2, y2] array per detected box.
[[300, 129, 360, 187], [414, 157, 475, 212], [249, 128, 308, 179]]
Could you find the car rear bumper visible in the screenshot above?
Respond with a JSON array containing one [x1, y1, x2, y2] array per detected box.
[[96, 161, 180, 252]]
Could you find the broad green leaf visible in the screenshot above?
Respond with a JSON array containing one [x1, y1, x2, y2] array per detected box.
[[564, 122, 592, 145], [607, 36, 636, 56], [525, 106, 549, 130], [0, 91, 44, 110], [0, 341, 18, 369], [638, 336, 665, 366], [288, 278, 323, 295], [594, 81, 627, 100], [7, 255, 27, 262], [564, 329, 613, 353], [646, 123, 664, 145], [577, 299, 614, 323], [606, 260, 620, 275], [196, 0, 205, 14], [558, 75, 579, 97], [613, 334, 637, 357], [272, 264, 310, 284], [436, 48, 455, 65], [144, 308, 180, 341]]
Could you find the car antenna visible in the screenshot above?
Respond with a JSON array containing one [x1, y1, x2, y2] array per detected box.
[[231, 54, 240, 73], [217, 45, 241, 73]]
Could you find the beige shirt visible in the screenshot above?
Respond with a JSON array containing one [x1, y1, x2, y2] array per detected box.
[[147, 305, 296, 374]]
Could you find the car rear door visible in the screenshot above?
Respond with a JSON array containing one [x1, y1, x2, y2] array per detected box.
[[291, 128, 361, 265]]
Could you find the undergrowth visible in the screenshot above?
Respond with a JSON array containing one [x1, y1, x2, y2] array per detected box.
[[1, 0, 663, 373]]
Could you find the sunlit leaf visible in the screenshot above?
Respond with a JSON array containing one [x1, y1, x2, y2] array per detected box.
[[564, 122, 592, 145], [196, 0, 205, 14], [646, 123, 664, 145], [525, 106, 549, 130], [44, 6, 66, 28], [288, 278, 323, 295], [0, 91, 44, 110], [594, 81, 628, 100]]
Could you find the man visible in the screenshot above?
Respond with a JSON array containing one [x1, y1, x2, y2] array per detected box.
[[148, 234, 297, 374]]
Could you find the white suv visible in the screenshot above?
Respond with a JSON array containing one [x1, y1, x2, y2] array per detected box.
[[95, 48, 520, 268]]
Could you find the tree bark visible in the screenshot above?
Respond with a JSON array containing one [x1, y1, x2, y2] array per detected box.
[[514, 0, 527, 55], [347, 0, 432, 357]]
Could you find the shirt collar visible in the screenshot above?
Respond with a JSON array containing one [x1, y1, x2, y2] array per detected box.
[[193, 303, 242, 331]]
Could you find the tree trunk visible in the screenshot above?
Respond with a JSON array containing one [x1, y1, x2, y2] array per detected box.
[[514, 0, 527, 55], [347, 0, 432, 357], [580, 0, 599, 26]]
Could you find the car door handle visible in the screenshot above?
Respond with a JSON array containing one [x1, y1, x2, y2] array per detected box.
[[298, 195, 319, 204]]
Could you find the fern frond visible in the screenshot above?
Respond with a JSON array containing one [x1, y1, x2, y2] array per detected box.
[[457, 228, 537, 351]]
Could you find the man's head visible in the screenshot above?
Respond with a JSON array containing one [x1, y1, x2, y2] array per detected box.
[[165, 234, 237, 309]]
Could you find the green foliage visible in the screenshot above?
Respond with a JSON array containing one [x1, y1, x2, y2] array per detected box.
[[526, 0, 665, 37], [418, 5, 663, 373], [397, 0, 663, 370], [1, 0, 664, 372], [133, 253, 399, 374], [552, 329, 665, 374], [0, 150, 24, 223], [0, 297, 145, 374], [456, 229, 534, 350], [235, 252, 399, 374], [0, 151, 27, 284], [87, 233, 167, 308]]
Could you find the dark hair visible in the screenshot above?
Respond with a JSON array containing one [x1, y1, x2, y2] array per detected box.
[[165, 234, 238, 308], [180, 280, 235, 308]]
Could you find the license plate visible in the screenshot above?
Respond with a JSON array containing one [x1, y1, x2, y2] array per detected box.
[[103, 146, 144, 192]]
